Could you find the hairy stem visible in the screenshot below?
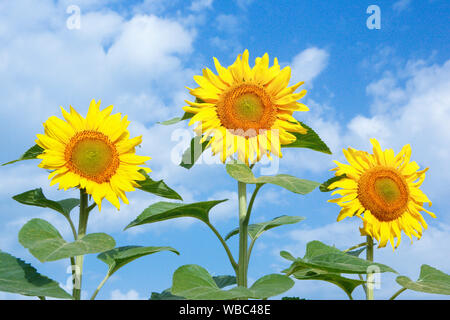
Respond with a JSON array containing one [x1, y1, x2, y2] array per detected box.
[[90, 272, 112, 300], [366, 235, 374, 300], [73, 189, 89, 300], [237, 181, 248, 289], [206, 221, 238, 271], [389, 287, 407, 300]]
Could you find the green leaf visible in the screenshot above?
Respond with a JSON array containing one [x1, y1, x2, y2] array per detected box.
[[13, 188, 79, 220], [150, 275, 235, 300], [150, 288, 185, 300], [137, 170, 182, 200], [319, 174, 346, 192], [2, 144, 44, 166], [125, 200, 227, 230], [158, 112, 194, 125], [180, 135, 211, 169], [171, 264, 294, 300], [249, 273, 295, 299], [225, 215, 305, 241], [226, 163, 320, 195], [97, 246, 179, 276], [0, 250, 72, 299], [281, 241, 396, 275], [19, 218, 116, 262], [212, 275, 236, 289], [396, 265, 450, 295], [281, 122, 331, 154], [289, 268, 365, 299], [346, 247, 366, 257]]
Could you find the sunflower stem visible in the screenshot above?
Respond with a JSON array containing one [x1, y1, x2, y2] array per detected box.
[[389, 287, 407, 300], [237, 181, 248, 290], [73, 188, 89, 300], [366, 235, 374, 300], [343, 242, 367, 253], [90, 270, 112, 300]]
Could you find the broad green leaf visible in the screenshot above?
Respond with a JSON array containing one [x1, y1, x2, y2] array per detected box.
[[226, 163, 320, 195], [158, 112, 194, 125], [290, 268, 365, 299], [281, 241, 396, 275], [319, 174, 346, 192], [125, 200, 227, 230], [346, 247, 366, 257], [212, 275, 236, 289], [2, 144, 44, 166], [396, 265, 450, 295], [180, 135, 211, 169], [12, 188, 79, 220], [0, 250, 72, 299], [171, 264, 294, 300], [19, 218, 116, 262], [225, 215, 305, 241], [150, 275, 235, 300], [281, 122, 331, 154], [249, 273, 295, 299], [98, 246, 179, 276], [150, 288, 185, 300], [137, 170, 182, 200]]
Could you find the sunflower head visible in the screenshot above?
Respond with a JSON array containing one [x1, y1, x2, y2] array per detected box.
[[183, 49, 309, 165], [36, 99, 151, 210], [328, 138, 435, 250]]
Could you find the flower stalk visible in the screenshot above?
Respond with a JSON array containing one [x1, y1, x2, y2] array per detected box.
[[366, 235, 374, 300], [73, 188, 89, 300], [237, 181, 248, 288]]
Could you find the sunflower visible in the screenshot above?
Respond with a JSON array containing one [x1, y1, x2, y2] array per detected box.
[[36, 99, 151, 210], [183, 49, 308, 165], [328, 138, 435, 250]]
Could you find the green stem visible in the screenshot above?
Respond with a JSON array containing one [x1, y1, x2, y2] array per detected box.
[[66, 217, 77, 295], [73, 189, 89, 300], [237, 181, 248, 289], [205, 221, 238, 271], [247, 239, 256, 266], [243, 184, 263, 225], [343, 242, 367, 253], [244, 184, 263, 266], [366, 235, 374, 300], [90, 271, 112, 300], [358, 274, 367, 293], [389, 287, 407, 300]]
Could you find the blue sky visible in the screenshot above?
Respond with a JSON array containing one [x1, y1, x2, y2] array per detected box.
[[0, 0, 449, 300]]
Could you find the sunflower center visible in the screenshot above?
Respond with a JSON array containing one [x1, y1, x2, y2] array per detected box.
[[65, 131, 119, 183], [357, 166, 409, 222], [216, 83, 277, 136], [233, 93, 265, 122]]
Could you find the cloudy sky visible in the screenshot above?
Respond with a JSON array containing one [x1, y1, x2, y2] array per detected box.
[[0, 0, 449, 300]]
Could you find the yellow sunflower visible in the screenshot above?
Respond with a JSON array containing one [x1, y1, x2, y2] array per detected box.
[[328, 138, 435, 250], [36, 99, 151, 210], [183, 49, 308, 165]]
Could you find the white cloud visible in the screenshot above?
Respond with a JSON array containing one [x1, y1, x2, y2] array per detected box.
[[290, 47, 329, 86], [208, 190, 237, 224], [0, 3, 196, 158], [347, 59, 450, 202], [189, 0, 213, 12], [235, 0, 255, 10], [110, 289, 142, 300], [215, 14, 239, 34], [393, 0, 412, 13]]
